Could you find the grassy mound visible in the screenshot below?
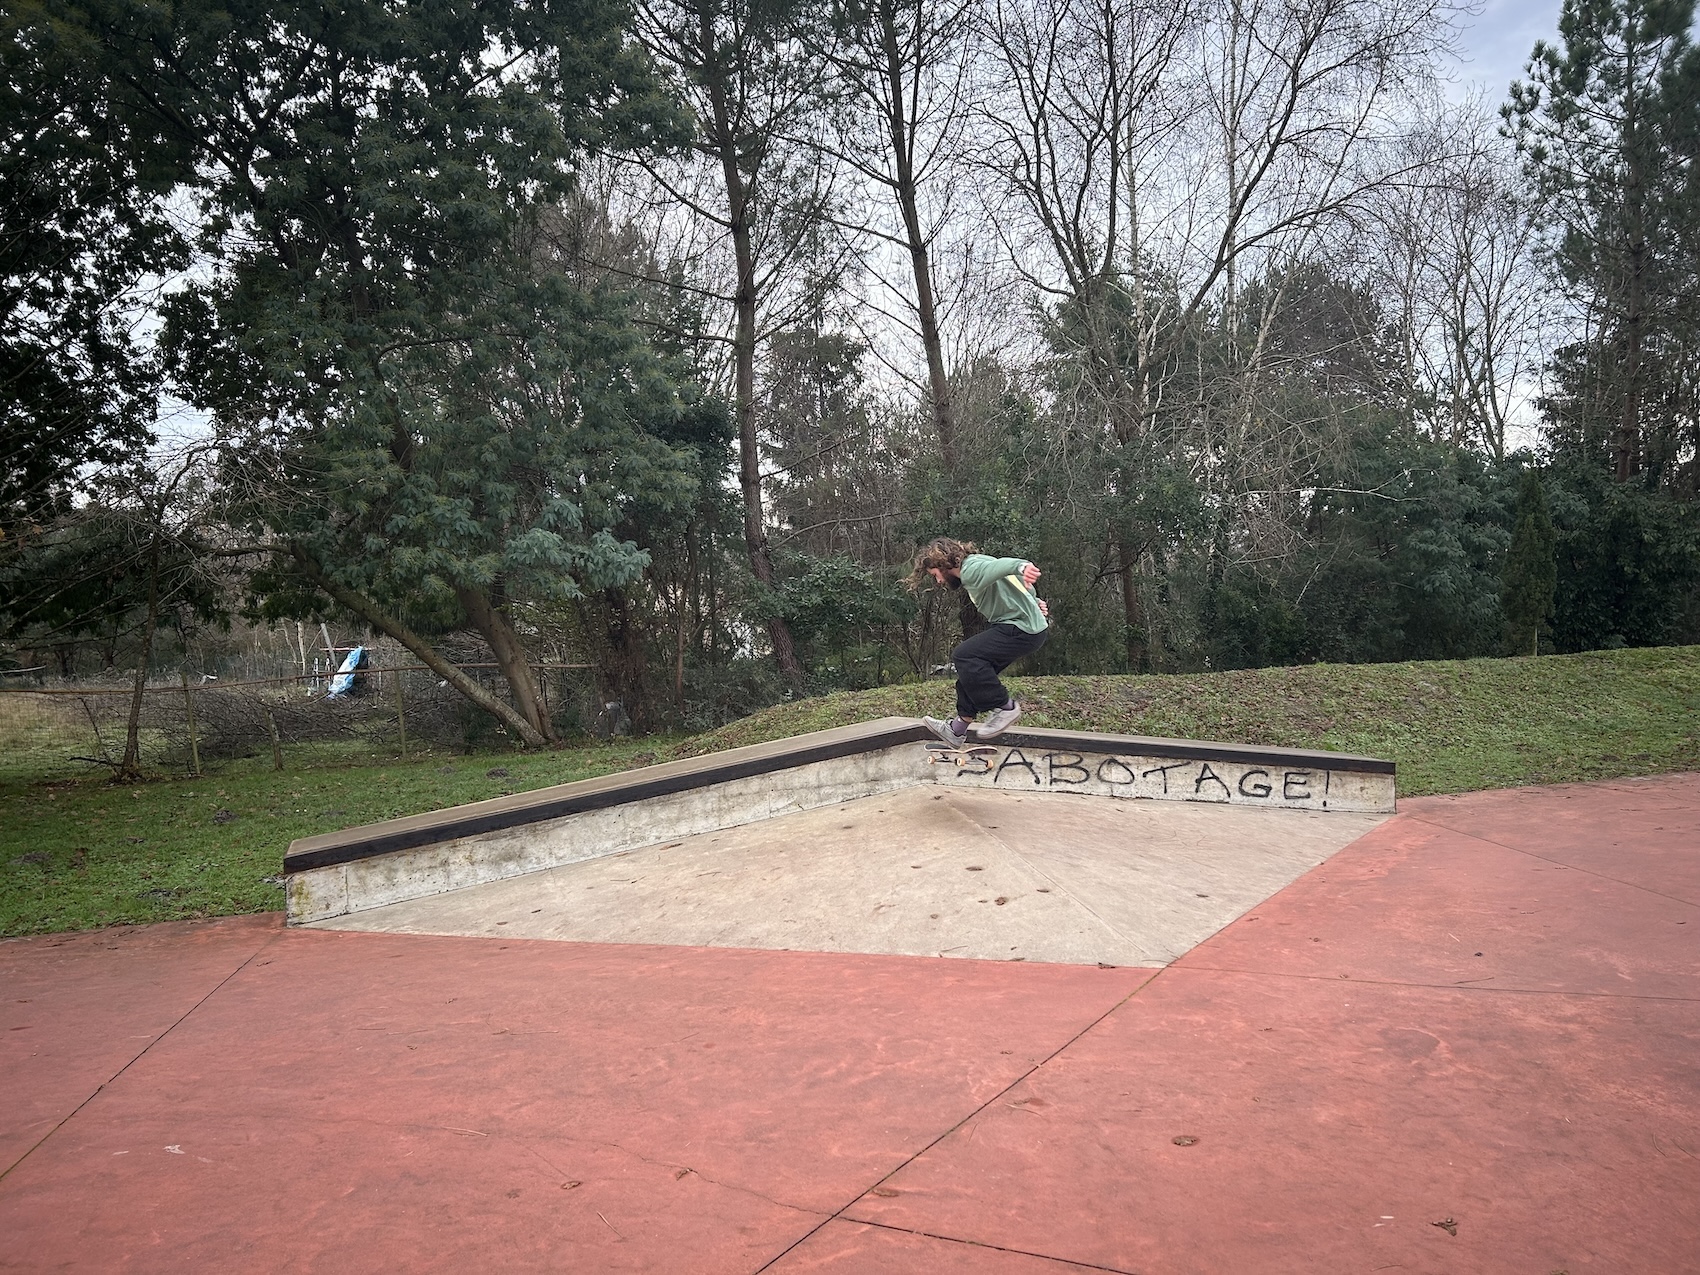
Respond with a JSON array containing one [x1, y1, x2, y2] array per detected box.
[[681, 646, 1700, 797]]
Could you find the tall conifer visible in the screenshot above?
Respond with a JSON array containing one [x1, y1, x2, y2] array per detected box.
[[1502, 468, 1557, 655]]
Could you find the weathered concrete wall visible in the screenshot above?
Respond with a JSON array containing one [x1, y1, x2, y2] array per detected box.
[[287, 745, 918, 924], [923, 742, 1394, 814], [284, 718, 1395, 926]]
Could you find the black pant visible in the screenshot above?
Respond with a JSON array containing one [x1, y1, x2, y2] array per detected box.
[[953, 623, 1049, 718]]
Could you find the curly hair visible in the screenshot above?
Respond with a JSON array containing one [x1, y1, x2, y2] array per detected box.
[[906, 536, 977, 591]]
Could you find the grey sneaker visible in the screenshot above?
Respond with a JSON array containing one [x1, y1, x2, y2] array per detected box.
[[976, 702, 1022, 739], [922, 715, 967, 746]]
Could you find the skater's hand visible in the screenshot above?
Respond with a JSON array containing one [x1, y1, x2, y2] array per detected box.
[[1038, 598, 1049, 617], [1021, 562, 1041, 588]]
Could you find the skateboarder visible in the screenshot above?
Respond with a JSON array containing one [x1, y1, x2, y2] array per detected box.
[[909, 537, 1049, 747]]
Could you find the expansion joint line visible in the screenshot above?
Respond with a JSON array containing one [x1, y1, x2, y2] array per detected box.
[[1175, 962, 1700, 1003], [0, 927, 286, 1187], [750, 971, 1159, 1275], [1402, 813, 1700, 910]]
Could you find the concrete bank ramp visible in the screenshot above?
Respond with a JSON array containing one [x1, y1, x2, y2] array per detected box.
[[288, 718, 1394, 967]]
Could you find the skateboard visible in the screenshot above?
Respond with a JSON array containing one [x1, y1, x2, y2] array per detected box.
[[924, 743, 999, 774]]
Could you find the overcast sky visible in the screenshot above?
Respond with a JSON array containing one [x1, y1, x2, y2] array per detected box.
[[1444, 0, 1565, 103]]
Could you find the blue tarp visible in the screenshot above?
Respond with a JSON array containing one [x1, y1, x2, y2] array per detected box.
[[326, 645, 366, 699]]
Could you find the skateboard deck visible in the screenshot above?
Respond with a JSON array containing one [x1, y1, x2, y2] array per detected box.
[[924, 742, 999, 773]]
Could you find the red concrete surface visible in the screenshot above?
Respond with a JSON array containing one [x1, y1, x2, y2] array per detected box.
[[1404, 773, 1700, 905], [0, 928, 1147, 1272], [1180, 808, 1700, 998], [1, 915, 280, 1174], [2, 775, 1697, 1273]]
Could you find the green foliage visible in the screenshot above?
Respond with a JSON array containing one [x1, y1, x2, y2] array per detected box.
[[0, 1, 188, 529], [1295, 437, 1513, 665], [0, 500, 224, 654], [106, 0, 695, 613], [1200, 567, 1308, 670], [32, 0, 712, 739], [777, 552, 913, 690], [1548, 462, 1700, 650], [1508, 0, 1700, 482], [1502, 468, 1558, 654]]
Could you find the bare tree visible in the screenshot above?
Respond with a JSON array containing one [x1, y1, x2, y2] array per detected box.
[[97, 446, 218, 779], [1363, 99, 1550, 459], [630, 0, 849, 686], [979, 0, 1457, 665], [807, 0, 985, 477]]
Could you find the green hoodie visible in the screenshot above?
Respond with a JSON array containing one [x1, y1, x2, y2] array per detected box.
[[957, 554, 1047, 634]]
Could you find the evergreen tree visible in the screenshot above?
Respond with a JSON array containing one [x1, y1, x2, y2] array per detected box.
[[0, 2, 188, 532], [1546, 461, 1700, 650], [60, 0, 696, 746], [1502, 468, 1557, 655], [1506, 0, 1700, 484]]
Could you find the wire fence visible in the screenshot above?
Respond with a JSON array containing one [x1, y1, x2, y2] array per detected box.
[[0, 663, 601, 778]]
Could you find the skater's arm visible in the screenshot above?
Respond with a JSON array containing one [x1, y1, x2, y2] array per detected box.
[[961, 555, 1031, 589], [958, 553, 1049, 630]]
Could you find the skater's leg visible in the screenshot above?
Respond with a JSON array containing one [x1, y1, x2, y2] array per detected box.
[[952, 624, 1046, 718], [953, 634, 1001, 719]]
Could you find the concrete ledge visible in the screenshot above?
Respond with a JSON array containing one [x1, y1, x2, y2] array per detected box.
[[285, 718, 925, 925], [935, 731, 1393, 813], [283, 716, 1395, 926], [284, 716, 928, 873], [981, 726, 1395, 775]]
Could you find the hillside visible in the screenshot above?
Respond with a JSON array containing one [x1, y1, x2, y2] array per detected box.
[[676, 646, 1700, 797]]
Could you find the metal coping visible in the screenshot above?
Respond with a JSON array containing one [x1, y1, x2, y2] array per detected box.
[[283, 717, 1395, 874], [991, 726, 1396, 774]]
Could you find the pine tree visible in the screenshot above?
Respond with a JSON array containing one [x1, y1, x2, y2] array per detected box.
[[1502, 469, 1557, 655], [1506, 0, 1700, 484]]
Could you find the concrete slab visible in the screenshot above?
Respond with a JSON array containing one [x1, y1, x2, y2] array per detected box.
[[316, 787, 1388, 967], [842, 968, 1700, 1275], [0, 915, 280, 1176], [3, 774, 1694, 1274], [767, 1219, 1101, 1272], [1178, 806, 1700, 998], [0, 930, 1145, 1271], [1402, 771, 1700, 905]]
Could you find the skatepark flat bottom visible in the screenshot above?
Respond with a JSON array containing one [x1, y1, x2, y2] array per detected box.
[[315, 786, 1389, 966], [2, 773, 1697, 1273]]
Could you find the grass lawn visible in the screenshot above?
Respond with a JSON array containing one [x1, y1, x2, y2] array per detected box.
[[3, 646, 1696, 938], [0, 737, 676, 937], [683, 645, 1700, 797]]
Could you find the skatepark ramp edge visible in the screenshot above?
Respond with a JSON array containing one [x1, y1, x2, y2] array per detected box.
[[282, 717, 1394, 925]]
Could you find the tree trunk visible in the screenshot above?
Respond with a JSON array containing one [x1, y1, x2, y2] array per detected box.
[[290, 545, 549, 748], [1617, 42, 1647, 482], [1118, 536, 1148, 673], [673, 579, 687, 711], [454, 583, 556, 743], [598, 586, 648, 730], [702, 14, 804, 687], [117, 531, 162, 780], [1617, 252, 1645, 480], [878, 6, 956, 472]]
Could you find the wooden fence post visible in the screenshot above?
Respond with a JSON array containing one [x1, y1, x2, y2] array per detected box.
[[263, 705, 284, 771], [180, 672, 201, 776], [394, 669, 407, 759]]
